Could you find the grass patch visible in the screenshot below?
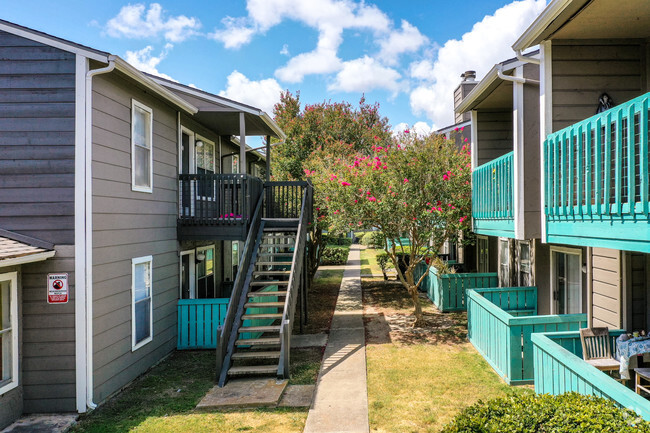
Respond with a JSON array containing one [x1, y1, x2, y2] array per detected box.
[[70, 351, 308, 433], [297, 269, 344, 334], [289, 347, 323, 385], [360, 248, 389, 277], [363, 280, 532, 433]]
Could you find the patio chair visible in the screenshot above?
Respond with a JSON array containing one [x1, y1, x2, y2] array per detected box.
[[580, 327, 626, 384]]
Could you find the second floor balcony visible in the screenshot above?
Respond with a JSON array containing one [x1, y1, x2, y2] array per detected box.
[[544, 92, 650, 253], [472, 151, 515, 238]]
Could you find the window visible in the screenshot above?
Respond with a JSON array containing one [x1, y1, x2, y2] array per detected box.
[[132, 256, 153, 350], [477, 236, 489, 273], [499, 239, 510, 287], [196, 246, 215, 298], [232, 155, 239, 174], [196, 137, 216, 175], [518, 242, 532, 286], [0, 272, 18, 395], [132, 100, 153, 192], [551, 248, 582, 314]]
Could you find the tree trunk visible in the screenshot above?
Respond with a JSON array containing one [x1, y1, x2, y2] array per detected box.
[[408, 284, 424, 327]]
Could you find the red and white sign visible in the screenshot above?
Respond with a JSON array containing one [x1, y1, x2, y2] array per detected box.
[[47, 273, 69, 304]]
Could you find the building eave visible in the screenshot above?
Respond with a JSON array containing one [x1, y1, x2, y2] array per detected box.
[[512, 0, 575, 50]]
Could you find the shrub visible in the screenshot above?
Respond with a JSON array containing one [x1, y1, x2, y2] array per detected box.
[[320, 246, 350, 266], [376, 252, 393, 281], [322, 234, 353, 246], [441, 392, 650, 433], [361, 231, 385, 248]]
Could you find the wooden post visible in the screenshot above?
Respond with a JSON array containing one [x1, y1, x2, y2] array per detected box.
[[239, 112, 247, 175], [266, 135, 271, 182]]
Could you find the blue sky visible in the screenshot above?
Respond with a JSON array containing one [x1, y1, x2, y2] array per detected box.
[[1, 0, 546, 133]]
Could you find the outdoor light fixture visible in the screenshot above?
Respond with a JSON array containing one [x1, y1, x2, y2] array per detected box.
[[196, 252, 206, 262], [195, 140, 204, 148]]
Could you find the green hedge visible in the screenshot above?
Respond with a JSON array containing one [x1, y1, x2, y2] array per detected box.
[[322, 234, 353, 246], [441, 392, 650, 433], [320, 246, 350, 266], [361, 231, 384, 248]]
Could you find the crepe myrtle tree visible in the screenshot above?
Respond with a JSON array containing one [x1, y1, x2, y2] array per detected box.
[[272, 91, 392, 280], [310, 131, 471, 326]]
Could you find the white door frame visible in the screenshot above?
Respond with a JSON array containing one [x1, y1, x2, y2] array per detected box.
[[550, 246, 583, 314], [179, 250, 196, 299]]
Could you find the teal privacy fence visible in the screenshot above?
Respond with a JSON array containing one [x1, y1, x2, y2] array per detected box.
[[472, 151, 515, 238], [177, 286, 278, 349], [544, 92, 650, 252], [177, 298, 229, 349], [467, 287, 587, 385], [413, 263, 497, 312], [532, 331, 650, 420]]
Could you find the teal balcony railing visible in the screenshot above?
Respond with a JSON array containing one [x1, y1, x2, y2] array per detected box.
[[532, 331, 650, 420], [472, 151, 515, 237], [544, 92, 650, 252]]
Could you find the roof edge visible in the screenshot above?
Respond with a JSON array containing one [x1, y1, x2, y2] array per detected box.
[[512, 0, 574, 50], [0, 229, 54, 250]]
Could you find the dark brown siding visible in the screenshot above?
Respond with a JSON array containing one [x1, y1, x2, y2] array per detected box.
[[0, 31, 75, 245]]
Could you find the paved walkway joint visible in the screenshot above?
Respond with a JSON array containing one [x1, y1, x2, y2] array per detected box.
[[303, 245, 369, 433]]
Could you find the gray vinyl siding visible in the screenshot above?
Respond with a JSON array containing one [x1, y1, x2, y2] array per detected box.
[[0, 31, 75, 245], [591, 247, 622, 329], [20, 246, 76, 412], [475, 110, 512, 166], [0, 265, 21, 430], [91, 73, 179, 403], [551, 40, 647, 132]]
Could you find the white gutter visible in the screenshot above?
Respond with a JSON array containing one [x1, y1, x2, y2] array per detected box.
[[512, 0, 573, 51], [84, 59, 116, 410], [112, 57, 197, 115], [515, 49, 540, 65], [0, 251, 55, 267], [496, 64, 540, 85]]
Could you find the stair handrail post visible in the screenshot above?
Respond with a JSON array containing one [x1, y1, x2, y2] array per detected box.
[[215, 192, 265, 383], [277, 186, 309, 378]]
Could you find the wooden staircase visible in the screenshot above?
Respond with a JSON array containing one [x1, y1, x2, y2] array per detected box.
[[227, 229, 297, 378], [216, 181, 312, 387]]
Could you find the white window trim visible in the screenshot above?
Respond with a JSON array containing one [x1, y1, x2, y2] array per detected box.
[[195, 134, 216, 174], [550, 246, 583, 315], [518, 241, 532, 286], [132, 255, 153, 351], [131, 100, 154, 193], [0, 271, 18, 396], [476, 235, 489, 273], [179, 250, 196, 299]]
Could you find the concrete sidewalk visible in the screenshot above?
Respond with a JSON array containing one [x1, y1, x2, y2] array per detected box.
[[303, 245, 369, 433]]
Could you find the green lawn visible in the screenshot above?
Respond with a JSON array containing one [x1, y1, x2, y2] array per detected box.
[[360, 247, 390, 277], [70, 351, 309, 433], [363, 280, 531, 433]]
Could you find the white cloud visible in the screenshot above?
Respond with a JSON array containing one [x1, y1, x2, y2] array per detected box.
[[377, 20, 428, 66], [328, 56, 402, 94], [409, 0, 546, 128], [391, 121, 432, 137], [209, 16, 256, 49], [106, 3, 200, 42], [219, 71, 283, 115], [124, 43, 176, 81], [211, 0, 392, 83], [280, 44, 290, 56]]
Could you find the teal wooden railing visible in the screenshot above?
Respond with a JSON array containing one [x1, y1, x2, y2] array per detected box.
[[471, 151, 515, 237], [177, 298, 229, 349], [544, 92, 650, 252], [532, 331, 650, 420], [467, 287, 587, 385], [413, 263, 498, 312]]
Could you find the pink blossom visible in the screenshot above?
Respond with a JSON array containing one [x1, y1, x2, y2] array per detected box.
[[341, 181, 351, 186], [459, 216, 467, 223], [443, 174, 449, 181], [404, 129, 410, 134], [464, 138, 469, 142], [460, 127, 464, 132], [454, 127, 459, 132], [403, 178, 409, 183], [368, 196, 377, 202]]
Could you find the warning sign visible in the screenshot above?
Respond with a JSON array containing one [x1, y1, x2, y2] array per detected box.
[[47, 273, 69, 304]]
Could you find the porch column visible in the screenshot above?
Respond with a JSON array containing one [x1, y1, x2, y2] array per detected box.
[[239, 112, 247, 175], [266, 135, 271, 181]]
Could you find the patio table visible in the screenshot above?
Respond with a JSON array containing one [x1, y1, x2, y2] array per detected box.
[[616, 335, 650, 380]]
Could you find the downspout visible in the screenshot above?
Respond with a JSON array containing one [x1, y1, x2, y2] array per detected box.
[[496, 64, 540, 85], [515, 49, 540, 65], [84, 57, 116, 410]]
